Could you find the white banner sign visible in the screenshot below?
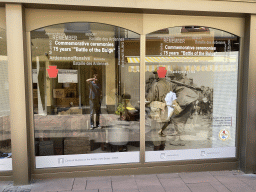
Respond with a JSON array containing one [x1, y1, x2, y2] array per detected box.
[[36, 152, 139, 168], [146, 147, 236, 162], [58, 69, 78, 83], [0, 158, 12, 171]]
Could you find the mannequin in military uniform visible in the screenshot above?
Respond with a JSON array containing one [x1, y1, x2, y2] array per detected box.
[[146, 67, 174, 151]]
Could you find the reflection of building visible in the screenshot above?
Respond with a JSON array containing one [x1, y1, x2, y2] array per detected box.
[[1, 0, 256, 186]]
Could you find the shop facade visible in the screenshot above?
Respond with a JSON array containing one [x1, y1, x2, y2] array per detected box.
[[0, 0, 256, 185]]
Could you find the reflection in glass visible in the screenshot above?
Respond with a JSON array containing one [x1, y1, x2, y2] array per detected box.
[[0, 27, 12, 171], [31, 23, 140, 168], [144, 27, 239, 161]]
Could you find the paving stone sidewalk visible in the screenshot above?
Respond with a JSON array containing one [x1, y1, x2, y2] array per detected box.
[[1, 170, 256, 192]]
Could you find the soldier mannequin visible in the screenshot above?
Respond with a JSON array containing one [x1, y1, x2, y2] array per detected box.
[[146, 67, 174, 151]]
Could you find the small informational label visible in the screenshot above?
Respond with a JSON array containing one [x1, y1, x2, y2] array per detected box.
[[146, 147, 236, 162], [58, 69, 78, 83], [212, 117, 232, 127], [36, 152, 139, 168]]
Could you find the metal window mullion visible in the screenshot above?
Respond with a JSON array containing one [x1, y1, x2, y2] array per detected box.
[[140, 34, 146, 164]]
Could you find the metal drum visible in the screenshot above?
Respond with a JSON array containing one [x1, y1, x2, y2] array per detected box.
[[108, 127, 129, 146]]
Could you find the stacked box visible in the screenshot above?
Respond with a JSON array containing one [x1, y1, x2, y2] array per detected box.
[[64, 137, 90, 155], [33, 89, 37, 98], [53, 89, 65, 98], [53, 138, 64, 155], [39, 140, 54, 156], [64, 89, 77, 98]]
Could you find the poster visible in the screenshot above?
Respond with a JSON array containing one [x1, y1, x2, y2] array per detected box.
[[58, 69, 78, 83], [145, 27, 239, 162]]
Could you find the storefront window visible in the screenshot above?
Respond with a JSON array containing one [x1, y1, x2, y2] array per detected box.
[[143, 26, 239, 162], [31, 23, 140, 168], [0, 27, 12, 171]]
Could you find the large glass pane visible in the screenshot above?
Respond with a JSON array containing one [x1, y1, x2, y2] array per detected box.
[[144, 26, 239, 162], [31, 23, 140, 168], [0, 27, 12, 171]]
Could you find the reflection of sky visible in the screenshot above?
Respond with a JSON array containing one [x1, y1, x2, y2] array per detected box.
[[187, 71, 214, 88]]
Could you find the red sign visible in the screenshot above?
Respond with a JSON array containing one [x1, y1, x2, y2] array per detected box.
[[47, 66, 58, 78], [157, 67, 167, 78]]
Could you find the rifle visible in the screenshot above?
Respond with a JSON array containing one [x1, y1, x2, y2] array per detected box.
[[170, 80, 202, 91]]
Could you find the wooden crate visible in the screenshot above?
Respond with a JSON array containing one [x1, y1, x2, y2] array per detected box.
[[53, 89, 65, 98], [33, 89, 38, 98], [39, 140, 54, 156], [53, 138, 64, 155], [64, 146, 91, 155], [64, 137, 90, 155]]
